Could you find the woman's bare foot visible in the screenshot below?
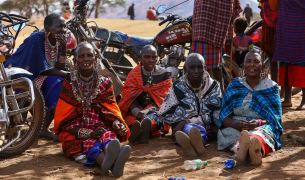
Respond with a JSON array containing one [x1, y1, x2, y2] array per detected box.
[[281, 101, 292, 107]]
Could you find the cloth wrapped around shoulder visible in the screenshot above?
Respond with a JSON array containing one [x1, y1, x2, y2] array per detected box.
[[54, 77, 130, 157]]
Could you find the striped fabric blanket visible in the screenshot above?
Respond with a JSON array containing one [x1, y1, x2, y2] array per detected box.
[[273, 0, 305, 63]]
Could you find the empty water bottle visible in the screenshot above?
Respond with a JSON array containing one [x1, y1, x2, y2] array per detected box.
[[184, 159, 208, 170]]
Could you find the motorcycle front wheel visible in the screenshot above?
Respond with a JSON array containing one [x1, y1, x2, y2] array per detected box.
[[0, 82, 45, 158]]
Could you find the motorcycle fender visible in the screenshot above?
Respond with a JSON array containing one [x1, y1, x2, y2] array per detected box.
[[5, 67, 33, 77]]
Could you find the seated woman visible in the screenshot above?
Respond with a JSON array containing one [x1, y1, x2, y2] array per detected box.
[[146, 53, 223, 156], [5, 13, 70, 140], [218, 51, 283, 165], [118, 45, 172, 144], [54, 42, 131, 177]]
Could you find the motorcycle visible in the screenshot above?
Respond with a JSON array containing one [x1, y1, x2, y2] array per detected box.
[[0, 13, 45, 157], [94, 3, 239, 87], [67, 0, 124, 97]]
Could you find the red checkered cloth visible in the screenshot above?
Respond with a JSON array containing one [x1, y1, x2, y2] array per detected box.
[[65, 107, 118, 154], [192, 0, 242, 48], [118, 63, 172, 125], [54, 77, 130, 158], [192, 41, 221, 69]]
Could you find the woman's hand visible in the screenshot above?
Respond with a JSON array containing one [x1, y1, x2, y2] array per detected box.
[[172, 121, 187, 141], [90, 128, 106, 139], [113, 121, 127, 136], [55, 33, 67, 56], [234, 120, 259, 131]]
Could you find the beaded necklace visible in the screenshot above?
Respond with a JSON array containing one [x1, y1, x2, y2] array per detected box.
[[71, 70, 101, 123], [45, 37, 59, 68]]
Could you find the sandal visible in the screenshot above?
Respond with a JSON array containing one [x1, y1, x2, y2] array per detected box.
[[189, 127, 205, 156], [236, 130, 250, 162], [112, 145, 131, 177], [175, 131, 197, 157], [101, 139, 120, 171], [140, 118, 151, 144], [249, 137, 263, 166], [129, 121, 141, 143]]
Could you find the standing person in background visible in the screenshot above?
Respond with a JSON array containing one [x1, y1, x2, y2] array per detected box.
[[260, 0, 279, 86], [273, 0, 305, 109], [243, 2, 253, 25], [128, 3, 135, 20], [62, 2, 71, 20], [151, 7, 158, 20], [192, 0, 242, 93], [146, 7, 155, 20]]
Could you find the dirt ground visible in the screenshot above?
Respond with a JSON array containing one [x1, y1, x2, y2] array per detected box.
[[1, 19, 305, 180]]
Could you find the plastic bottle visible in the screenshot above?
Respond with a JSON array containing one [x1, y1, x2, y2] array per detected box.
[[168, 178, 187, 180], [225, 159, 235, 169], [184, 159, 208, 170]]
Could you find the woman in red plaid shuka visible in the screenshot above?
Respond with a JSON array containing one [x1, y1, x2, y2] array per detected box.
[[54, 42, 131, 177], [192, 0, 242, 93]]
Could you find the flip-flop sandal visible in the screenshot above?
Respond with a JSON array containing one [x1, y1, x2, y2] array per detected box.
[[249, 137, 263, 166], [236, 130, 250, 162], [129, 121, 142, 143], [189, 127, 205, 156], [102, 139, 121, 171], [112, 145, 131, 177], [175, 131, 197, 157], [140, 118, 152, 144]]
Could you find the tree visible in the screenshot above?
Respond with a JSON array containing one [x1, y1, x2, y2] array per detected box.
[[93, 0, 126, 18]]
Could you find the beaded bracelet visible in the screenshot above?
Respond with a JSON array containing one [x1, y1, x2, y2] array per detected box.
[[78, 128, 93, 139], [59, 55, 67, 63], [258, 119, 263, 126]]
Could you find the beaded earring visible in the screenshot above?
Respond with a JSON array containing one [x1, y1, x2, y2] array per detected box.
[[239, 64, 245, 78], [260, 69, 267, 79]]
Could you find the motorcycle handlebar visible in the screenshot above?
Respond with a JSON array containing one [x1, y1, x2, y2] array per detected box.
[[79, 0, 89, 7], [159, 18, 169, 26]]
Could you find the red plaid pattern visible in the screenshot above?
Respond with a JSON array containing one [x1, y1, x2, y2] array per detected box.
[[192, 0, 242, 48], [65, 107, 117, 153], [192, 41, 221, 69]]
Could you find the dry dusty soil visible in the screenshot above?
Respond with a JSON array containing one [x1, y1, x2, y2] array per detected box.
[[1, 18, 305, 180]]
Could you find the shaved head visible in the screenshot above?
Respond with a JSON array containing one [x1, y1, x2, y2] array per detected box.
[[244, 51, 262, 63], [140, 45, 157, 55], [185, 53, 205, 66], [74, 42, 93, 57]]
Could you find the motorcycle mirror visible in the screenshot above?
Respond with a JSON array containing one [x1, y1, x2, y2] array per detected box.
[[13, 23, 26, 32], [157, 5, 167, 14]]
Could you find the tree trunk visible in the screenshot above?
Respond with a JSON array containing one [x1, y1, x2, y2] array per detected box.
[[43, 0, 49, 15], [95, 0, 101, 18]]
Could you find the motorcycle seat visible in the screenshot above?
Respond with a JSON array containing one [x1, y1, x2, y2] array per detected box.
[[112, 31, 154, 46]]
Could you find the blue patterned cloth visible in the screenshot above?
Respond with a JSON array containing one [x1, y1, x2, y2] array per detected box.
[[41, 76, 63, 112], [156, 75, 222, 127], [219, 78, 283, 150], [5, 32, 63, 112], [85, 140, 111, 165], [5, 32, 61, 80], [183, 123, 208, 145]]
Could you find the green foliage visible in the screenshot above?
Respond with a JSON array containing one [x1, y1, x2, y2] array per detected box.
[[0, 0, 126, 18]]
